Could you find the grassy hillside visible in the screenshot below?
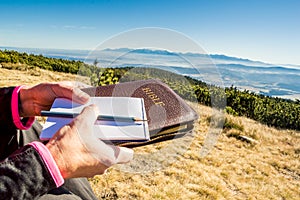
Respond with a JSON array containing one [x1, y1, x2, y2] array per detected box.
[[0, 65, 89, 87], [1, 66, 299, 199], [1, 49, 300, 131]]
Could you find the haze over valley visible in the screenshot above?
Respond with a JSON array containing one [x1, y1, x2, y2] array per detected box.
[[2, 46, 299, 100]]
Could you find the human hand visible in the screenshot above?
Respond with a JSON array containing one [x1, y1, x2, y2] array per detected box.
[[19, 82, 90, 117], [45, 104, 134, 179]]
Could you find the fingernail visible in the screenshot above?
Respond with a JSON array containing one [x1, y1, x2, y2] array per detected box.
[[81, 92, 90, 100], [89, 104, 99, 114], [76, 89, 90, 101]]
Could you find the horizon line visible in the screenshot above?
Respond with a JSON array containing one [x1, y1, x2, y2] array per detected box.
[[1, 45, 299, 67]]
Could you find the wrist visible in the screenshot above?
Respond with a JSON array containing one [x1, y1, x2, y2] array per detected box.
[[30, 142, 64, 187], [45, 127, 73, 179], [11, 86, 35, 129], [19, 86, 34, 117], [46, 141, 72, 180]]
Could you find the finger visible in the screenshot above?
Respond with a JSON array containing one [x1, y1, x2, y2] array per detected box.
[[109, 145, 134, 164], [52, 82, 90, 104], [75, 104, 99, 128], [72, 88, 90, 104], [88, 144, 134, 167], [72, 105, 134, 166], [74, 81, 92, 89], [72, 105, 119, 166]]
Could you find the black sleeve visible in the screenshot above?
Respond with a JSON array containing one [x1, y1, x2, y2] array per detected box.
[[0, 87, 16, 130], [0, 87, 21, 160], [0, 145, 57, 199], [0, 87, 56, 198]]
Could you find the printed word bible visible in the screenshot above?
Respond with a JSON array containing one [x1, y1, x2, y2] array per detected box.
[[81, 79, 199, 147]]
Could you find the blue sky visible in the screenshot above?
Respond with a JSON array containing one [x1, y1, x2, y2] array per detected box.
[[0, 0, 299, 65]]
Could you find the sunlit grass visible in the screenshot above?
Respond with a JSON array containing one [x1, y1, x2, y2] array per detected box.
[[89, 103, 300, 199], [2, 67, 299, 199]]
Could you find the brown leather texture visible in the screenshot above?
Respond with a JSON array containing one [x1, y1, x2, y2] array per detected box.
[[82, 79, 198, 137]]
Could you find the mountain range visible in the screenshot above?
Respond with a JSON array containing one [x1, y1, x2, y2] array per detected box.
[[1, 46, 299, 100]]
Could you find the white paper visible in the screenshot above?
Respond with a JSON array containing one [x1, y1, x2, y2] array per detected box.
[[40, 97, 149, 142]]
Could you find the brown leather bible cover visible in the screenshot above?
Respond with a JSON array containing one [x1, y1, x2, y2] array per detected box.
[[82, 79, 198, 147]]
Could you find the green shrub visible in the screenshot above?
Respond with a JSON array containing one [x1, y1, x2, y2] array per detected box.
[[1, 49, 299, 131]]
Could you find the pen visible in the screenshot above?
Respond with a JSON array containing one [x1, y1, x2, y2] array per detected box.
[[41, 110, 147, 122]]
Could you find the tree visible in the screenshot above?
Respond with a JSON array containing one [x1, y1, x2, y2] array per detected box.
[[93, 59, 99, 67]]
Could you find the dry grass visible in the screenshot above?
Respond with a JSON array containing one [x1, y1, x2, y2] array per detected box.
[[1, 67, 299, 199], [0, 67, 89, 87], [90, 104, 300, 199]]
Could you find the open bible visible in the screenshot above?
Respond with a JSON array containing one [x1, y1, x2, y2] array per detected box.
[[40, 97, 150, 143], [81, 79, 199, 147]]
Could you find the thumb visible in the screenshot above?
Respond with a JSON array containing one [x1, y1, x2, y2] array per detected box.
[[74, 104, 98, 132], [116, 147, 134, 164], [73, 105, 134, 166]]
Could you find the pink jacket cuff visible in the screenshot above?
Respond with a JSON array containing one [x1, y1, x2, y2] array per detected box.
[[11, 86, 35, 130], [29, 141, 64, 187]]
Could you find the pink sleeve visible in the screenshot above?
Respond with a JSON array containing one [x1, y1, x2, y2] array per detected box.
[[29, 141, 64, 187], [11, 86, 35, 130]]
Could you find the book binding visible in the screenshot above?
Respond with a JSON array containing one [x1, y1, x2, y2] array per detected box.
[[82, 79, 199, 147]]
